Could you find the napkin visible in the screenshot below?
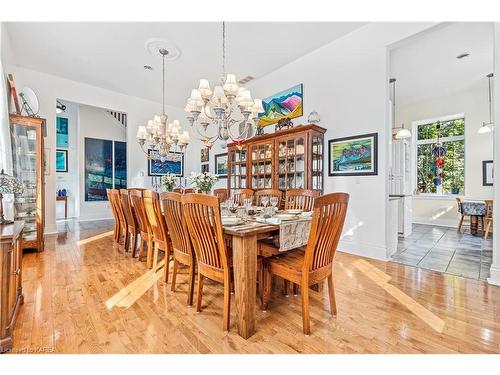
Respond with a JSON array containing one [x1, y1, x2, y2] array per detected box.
[[256, 217, 282, 225]]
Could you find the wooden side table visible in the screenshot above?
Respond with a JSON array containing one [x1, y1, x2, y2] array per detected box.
[[56, 195, 68, 219]]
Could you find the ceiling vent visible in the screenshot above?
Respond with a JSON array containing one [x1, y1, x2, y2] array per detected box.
[[238, 75, 255, 84], [456, 53, 470, 59]]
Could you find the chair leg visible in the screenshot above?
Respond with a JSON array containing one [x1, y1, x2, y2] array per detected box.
[[327, 274, 337, 316], [187, 262, 195, 306], [170, 259, 178, 291], [484, 220, 492, 240], [262, 263, 271, 311], [124, 231, 130, 252], [283, 280, 290, 296], [223, 274, 231, 332], [137, 235, 144, 260], [196, 274, 204, 312], [293, 283, 299, 296], [301, 281, 310, 335], [457, 215, 464, 232], [114, 223, 119, 242], [164, 247, 171, 283]]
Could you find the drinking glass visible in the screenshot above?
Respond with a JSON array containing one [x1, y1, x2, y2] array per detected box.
[[270, 196, 278, 214], [261, 196, 269, 208]]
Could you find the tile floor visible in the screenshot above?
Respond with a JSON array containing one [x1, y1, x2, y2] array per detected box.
[[391, 223, 493, 280]]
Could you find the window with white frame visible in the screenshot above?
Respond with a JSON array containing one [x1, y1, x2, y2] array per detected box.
[[415, 116, 465, 195]]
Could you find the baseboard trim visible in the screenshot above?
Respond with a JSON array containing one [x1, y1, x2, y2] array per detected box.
[[77, 216, 113, 222], [488, 265, 500, 286]]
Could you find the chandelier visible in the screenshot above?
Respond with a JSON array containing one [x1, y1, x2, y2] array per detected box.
[[136, 48, 190, 161], [185, 22, 264, 149]]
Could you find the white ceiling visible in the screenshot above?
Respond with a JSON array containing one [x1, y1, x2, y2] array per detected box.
[[390, 22, 494, 106], [5, 22, 365, 108]]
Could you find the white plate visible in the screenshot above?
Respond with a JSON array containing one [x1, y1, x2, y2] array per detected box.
[[274, 213, 297, 221], [221, 217, 243, 226], [300, 211, 313, 218], [286, 209, 303, 214]]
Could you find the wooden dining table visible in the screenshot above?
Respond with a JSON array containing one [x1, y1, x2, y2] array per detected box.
[[222, 222, 279, 339]]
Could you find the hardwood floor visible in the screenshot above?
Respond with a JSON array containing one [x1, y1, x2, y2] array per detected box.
[[8, 219, 500, 354]]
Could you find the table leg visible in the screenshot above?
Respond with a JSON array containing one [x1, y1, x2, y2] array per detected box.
[[232, 234, 257, 339], [470, 215, 478, 235]]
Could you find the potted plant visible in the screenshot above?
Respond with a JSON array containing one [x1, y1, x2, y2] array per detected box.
[[160, 173, 177, 192], [450, 182, 460, 195], [189, 171, 218, 194]]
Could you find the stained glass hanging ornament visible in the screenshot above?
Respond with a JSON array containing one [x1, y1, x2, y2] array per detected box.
[[431, 122, 446, 187]]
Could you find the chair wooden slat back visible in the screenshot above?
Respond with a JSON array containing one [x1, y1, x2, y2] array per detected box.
[[213, 188, 229, 202], [255, 189, 283, 208], [120, 189, 136, 229], [303, 193, 349, 273], [143, 190, 168, 244], [456, 197, 463, 214], [111, 189, 127, 234], [161, 192, 192, 258], [129, 189, 150, 234], [107, 188, 118, 222], [182, 194, 229, 278], [485, 199, 493, 218], [231, 188, 254, 205], [285, 189, 319, 211]]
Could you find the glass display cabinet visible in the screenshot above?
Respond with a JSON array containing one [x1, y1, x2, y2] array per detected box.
[[9, 114, 46, 252], [226, 124, 326, 194]]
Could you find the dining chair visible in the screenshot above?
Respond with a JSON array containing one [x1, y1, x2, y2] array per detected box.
[[107, 189, 120, 243], [284, 189, 319, 211], [160, 192, 196, 304], [484, 199, 493, 240], [213, 188, 229, 202], [120, 189, 140, 256], [143, 190, 172, 272], [262, 192, 349, 335], [129, 189, 153, 263], [231, 188, 254, 205], [110, 189, 128, 248], [255, 189, 283, 209], [182, 193, 232, 331], [456, 197, 466, 233]]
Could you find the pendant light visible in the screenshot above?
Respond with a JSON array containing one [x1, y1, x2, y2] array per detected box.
[[478, 73, 494, 134], [390, 78, 412, 139]]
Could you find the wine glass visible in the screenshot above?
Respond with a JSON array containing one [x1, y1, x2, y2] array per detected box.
[[261, 196, 269, 208], [270, 196, 279, 214], [243, 198, 253, 220]]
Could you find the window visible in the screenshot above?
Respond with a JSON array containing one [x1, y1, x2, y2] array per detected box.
[[415, 116, 465, 195]]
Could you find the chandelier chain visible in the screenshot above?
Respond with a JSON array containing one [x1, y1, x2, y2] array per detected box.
[[222, 21, 226, 79], [162, 52, 166, 114]]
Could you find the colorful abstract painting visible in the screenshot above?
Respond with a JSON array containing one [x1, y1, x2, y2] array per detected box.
[[258, 84, 303, 128], [56, 117, 69, 148], [148, 150, 184, 176], [114, 141, 127, 189], [328, 133, 378, 176], [85, 138, 113, 201], [55, 149, 68, 172]]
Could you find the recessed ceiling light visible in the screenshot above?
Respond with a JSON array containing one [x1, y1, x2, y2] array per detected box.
[[143, 64, 153, 70], [456, 53, 470, 59]]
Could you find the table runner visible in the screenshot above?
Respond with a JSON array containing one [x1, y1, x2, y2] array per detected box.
[[278, 218, 312, 252]]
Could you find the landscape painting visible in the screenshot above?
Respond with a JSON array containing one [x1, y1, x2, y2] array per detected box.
[[55, 149, 68, 172], [85, 137, 113, 201], [328, 133, 378, 176], [56, 117, 69, 148], [148, 150, 184, 176], [258, 84, 303, 128], [114, 141, 127, 189], [214, 153, 228, 178]]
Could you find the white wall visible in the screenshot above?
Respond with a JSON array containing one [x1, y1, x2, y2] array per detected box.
[[396, 85, 494, 226], [54, 100, 79, 219], [3, 63, 184, 233], [77, 104, 127, 221], [240, 22, 435, 260]]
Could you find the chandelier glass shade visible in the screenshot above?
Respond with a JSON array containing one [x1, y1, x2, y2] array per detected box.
[[136, 48, 189, 162], [185, 22, 265, 148]]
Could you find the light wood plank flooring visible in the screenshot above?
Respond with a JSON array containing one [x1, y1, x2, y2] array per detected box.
[[9, 219, 500, 354]]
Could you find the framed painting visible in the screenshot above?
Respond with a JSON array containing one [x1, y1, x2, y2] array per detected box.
[[114, 141, 127, 190], [328, 133, 378, 176], [201, 164, 209, 173], [147, 149, 184, 176], [483, 160, 493, 186], [56, 117, 69, 148], [201, 147, 209, 163], [214, 153, 228, 178], [257, 83, 303, 128], [55, 149, 68, 173], [84, 138, 113, 201]]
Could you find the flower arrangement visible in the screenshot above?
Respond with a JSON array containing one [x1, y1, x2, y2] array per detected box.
[[160, 173, 177, 192], [189, 171, 218, 194]]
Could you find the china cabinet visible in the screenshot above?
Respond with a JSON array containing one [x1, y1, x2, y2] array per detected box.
[[9, 114, 46, 252], [227, 124, 326, 193]]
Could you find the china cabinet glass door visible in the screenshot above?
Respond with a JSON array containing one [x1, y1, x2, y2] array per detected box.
[[311, 133, 323, 192], [228, 146, 247, 189], [250, 141, 273, 190], [277, 135, 305, 190], [11, 123, 39, 243]]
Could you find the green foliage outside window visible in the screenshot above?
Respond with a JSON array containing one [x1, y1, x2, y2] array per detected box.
[[416, 118, 465, 195]]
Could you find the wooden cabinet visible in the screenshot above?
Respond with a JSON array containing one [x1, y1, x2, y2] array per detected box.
[[227, 124, 326, 193], [9, 115, 45, 252], [0, 221, 24, 353]]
